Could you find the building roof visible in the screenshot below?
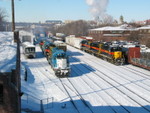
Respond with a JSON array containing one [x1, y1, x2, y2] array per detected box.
[[0, 32, 17, 73], [89, 24, 136, 31], [137, 25, 150, 30]]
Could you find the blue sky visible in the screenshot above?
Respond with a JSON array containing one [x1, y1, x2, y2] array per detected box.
[[0, 0, 150, 22]]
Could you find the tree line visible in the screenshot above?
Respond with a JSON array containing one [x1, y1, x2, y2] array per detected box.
[[0, 8, 7, 31]]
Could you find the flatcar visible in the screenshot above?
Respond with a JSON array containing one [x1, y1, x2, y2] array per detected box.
[[22, 42, 36, 58]]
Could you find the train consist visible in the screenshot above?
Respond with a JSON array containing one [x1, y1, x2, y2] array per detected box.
[[65, 36, 150, 70], [39, 39, 70, 77], [22, 42, 36, 58], [66, 36, 125, 65]]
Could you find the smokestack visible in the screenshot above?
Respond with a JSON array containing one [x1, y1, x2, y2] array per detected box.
[[85, 0, 109, 20]]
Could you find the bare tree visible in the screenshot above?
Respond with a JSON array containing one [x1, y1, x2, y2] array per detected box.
[[102, 14, 114, 25], [0, 8, 7, 31], [127, 30, 140, 42], [54, 20, 90, 36]]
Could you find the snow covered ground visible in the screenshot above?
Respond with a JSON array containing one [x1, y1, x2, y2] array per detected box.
[[21, 43, 150, 113], [0, 32, 16, 72], [0, 32, 150, 113]]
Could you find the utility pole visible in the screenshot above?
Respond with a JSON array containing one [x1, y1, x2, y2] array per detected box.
[[11, 0, 15, 32]]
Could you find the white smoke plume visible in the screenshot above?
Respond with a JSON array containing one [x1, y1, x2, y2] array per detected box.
[[86, 0, 109, 20]]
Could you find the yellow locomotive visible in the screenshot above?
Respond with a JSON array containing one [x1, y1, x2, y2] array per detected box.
[[81, 40, 125, 65]]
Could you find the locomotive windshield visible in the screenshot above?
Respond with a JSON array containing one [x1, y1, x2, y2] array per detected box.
[[110, 47, 122, 52], [25, 47, 35, 53], [56, 53, 67, 59]]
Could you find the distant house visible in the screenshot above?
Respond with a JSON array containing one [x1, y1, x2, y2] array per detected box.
[[88, 25, 136, 42]]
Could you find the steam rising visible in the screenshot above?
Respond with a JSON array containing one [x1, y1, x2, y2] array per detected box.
[[85, 0, 109, 20]]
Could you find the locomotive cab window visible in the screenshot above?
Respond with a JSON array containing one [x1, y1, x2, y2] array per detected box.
[[90, 43, 99, 48], [81, 40, 88, 44], [110, 47, 121, 52], [25, 48, 35, 53], [57, 54, 66, 59]]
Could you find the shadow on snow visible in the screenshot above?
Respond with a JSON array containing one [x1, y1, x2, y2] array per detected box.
[[23, 98, 150, 113], [70, 63, 95, 77], [67, 50, 84, 57], [21, 61, 35, 84]]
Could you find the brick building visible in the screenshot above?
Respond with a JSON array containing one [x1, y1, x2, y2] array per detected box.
[[137, 26, 150, 47], [88, 25, 137, 42]]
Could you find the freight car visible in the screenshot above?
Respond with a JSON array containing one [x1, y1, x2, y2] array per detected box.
[[65, 35, 92, 49], [54, 41, 67, 51], [47, 47, 70, 77], [22, 42, 36, 58], [128, 47, 150, 70]]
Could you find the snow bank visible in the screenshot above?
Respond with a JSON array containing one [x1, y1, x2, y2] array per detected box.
[[0, 32, 17, 73]]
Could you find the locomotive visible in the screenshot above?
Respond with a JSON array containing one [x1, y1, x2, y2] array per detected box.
[[47, 47, 70, 77], [66, 36, 125, 65], [40, 39, 70, 77], [81, 40, 125, 65]]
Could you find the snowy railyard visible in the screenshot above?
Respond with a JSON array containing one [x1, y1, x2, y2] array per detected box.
[[21, 43, 150, 113]]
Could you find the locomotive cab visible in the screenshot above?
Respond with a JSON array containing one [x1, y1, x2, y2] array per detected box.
[[110, 46, 125, 65], [81, 40, 91, 52], [51, 49, 70, 77]]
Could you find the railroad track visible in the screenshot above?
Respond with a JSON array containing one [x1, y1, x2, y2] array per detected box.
[[37, 60, 93, 113], [22, 46, 94, 113], [68, 47, 150, 113], [70, 54, 130, 113], [68, 49, 150, 89]]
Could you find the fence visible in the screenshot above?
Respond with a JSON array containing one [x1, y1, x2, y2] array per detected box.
[[21, 93, 53, 112]]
